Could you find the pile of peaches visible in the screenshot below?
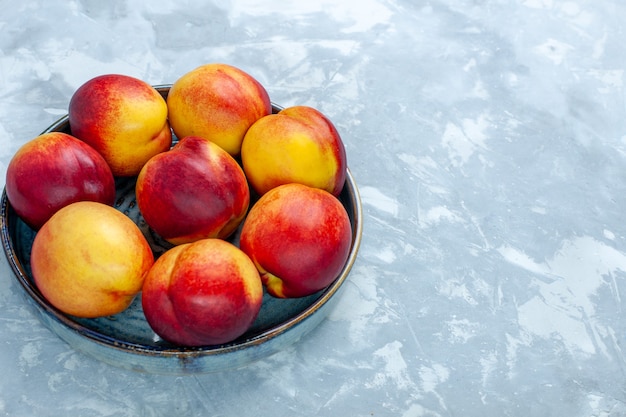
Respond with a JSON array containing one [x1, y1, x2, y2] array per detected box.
[[5, 63, 352, 347]]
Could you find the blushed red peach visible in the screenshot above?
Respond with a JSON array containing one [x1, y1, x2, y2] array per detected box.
[[141, 238, 263, 346], [135, 136, 250, 245], [239, 183, 352, 298], [5, 132, 116, 230]]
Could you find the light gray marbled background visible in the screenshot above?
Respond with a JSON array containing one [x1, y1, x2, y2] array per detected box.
[[1, 0, 626, 416]]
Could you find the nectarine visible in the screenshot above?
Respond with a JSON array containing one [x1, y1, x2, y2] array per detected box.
[[240, 183, 352, 298], [141, 239, 263, 346], [30, 201, 154, 318], [166, 63, 271, 156], [135, 136, 250, 245], [241, 105, 347, 196], [68, 74, 172, 176], [5, 132, 116, 230]]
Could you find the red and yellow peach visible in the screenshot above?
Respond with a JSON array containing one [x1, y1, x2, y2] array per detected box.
[[166, 63, 271, 156], [135, 135, 250, 245], [68, 74, 172, 176], [5, 132, 116, 230], [240, 183, 352, 298], [141, 238, 263, 346], [241, 105, 347, 196]]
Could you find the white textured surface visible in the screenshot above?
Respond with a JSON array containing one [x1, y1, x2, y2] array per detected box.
[[2, 0, 626, 415]]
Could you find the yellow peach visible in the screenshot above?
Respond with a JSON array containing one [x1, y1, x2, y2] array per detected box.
[[241, 105, 347, 196], [30, 201, 154, 318]]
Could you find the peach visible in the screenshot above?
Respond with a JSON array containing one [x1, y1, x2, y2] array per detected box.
[[5, 132, 116, 230], [166, 63, 271, 156], [240, 105, 347, 196], [135, 136, 250, 245], [239, 183, 352, 298], [30, 201, 154, 318], [141, 238, 263, 347], [68, 74, 172, 176]]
